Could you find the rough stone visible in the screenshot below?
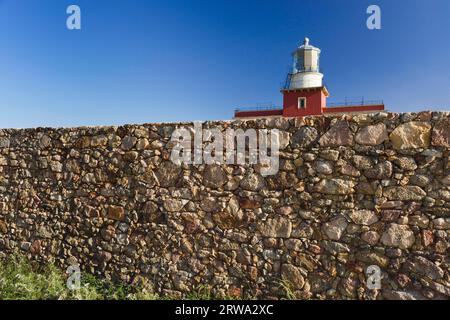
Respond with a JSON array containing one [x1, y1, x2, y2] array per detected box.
[[281, 264, 305, 290], [361, 231, 380, 245], [240, 173, 265, 191], [382, 290, 418, 300], [383, 186, 426, 201], [258, 217, 292, 238], [322, 216, 348, 240], [364, 161, 393, 180], [108, 206, 125, 221], [37, 226, 52, 238], [136, 138, 149, 150], [352, 155, 373, 170], [314, 160, 333, 175], [30, 240, 42, 255], [393, 157, 417, 171], [421, 230, 434, 247], [239, 198, 261, 210], [308, 272, 331, 294], [396, 274, 411, 288], [381, 223, 415, 249], [156, 161, 182, 187], [319, 150, 339, 161], [0, 220, 7, 234], [203, 165, 227, 189], [200, 197, 219, 212], [213, 210, 244, 229], [390, 121, 431, 149], [90, 135, 108, 147], [432, 117, 450, 147], [355, 123, 388, 146], [340, 163, 360, 177], [314, 179, 356, 194], [321, 240, 350, 255], [432, 218, 450, 230], [319, 121, 354, 147], [381, 210, 402, 222], [163, 199, 186, 212], [296, 253, 316, 272], [39, 134, 52, 148], [403, 256, 444, 280], [355, 182, 376, 195], [355, 250, 388, 268], [292, 126, 318, 148], [409, 175, 431, 187], [141, 201, 160, 222], [20, 242, 31, 251], [0, 137, 10, 148], [121, 136, 138, 150], [348, 210, 379, 225]]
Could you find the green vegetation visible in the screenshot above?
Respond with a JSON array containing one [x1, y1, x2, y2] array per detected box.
[[0, 255, 241, 300], [279, 279, 297, 300], [184, 284, 235, 300], [0, 255, 157, 300]]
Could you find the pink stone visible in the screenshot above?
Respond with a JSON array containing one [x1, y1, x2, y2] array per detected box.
[[422, 229, 434, 247], [432, 117, 450, 147], [355, 123, 388, 146], [319, 121, 354, 147], [361, 231, 380, 245], [396, 273, 411, 288]]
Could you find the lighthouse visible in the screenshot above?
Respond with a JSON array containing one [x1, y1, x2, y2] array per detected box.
[[281, 37, 329, 117], [233, 37, 384, 119], [288, 37, 323, 89]]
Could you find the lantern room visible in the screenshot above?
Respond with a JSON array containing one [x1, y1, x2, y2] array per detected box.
[[289, 37, 324, 89]]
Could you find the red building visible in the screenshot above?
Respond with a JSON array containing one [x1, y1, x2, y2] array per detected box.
[[234, 38, 384, 119]]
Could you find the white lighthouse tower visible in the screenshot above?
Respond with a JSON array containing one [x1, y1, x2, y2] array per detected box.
[[288, 37, 323, 89]]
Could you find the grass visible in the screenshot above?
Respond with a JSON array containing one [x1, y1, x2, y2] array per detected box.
[[0, 255, 158, 300], [279, 279, 297, 300], [184, 284, 237, 300], [0, 255, 241, 300]]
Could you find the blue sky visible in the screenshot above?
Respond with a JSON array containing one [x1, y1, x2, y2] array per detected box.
[[0, 0, 449, 128]]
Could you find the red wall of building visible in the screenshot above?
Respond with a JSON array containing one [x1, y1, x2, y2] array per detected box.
[[234, 109, 283, 118], [323, 104, 384, 114], [282, 89, 325, 117]]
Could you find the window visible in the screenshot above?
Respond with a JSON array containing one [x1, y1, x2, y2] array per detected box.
[[298, 97, 306, 109]]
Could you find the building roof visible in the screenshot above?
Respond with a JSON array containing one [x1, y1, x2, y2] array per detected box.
[[292, 37, 321, 54], [281, 85, 330, 97]]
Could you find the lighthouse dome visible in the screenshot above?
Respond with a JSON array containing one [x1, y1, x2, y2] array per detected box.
[[288, 37, 323, 89]]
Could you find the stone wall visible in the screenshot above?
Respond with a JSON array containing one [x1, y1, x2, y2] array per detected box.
[[0, 111, 449, 300]]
